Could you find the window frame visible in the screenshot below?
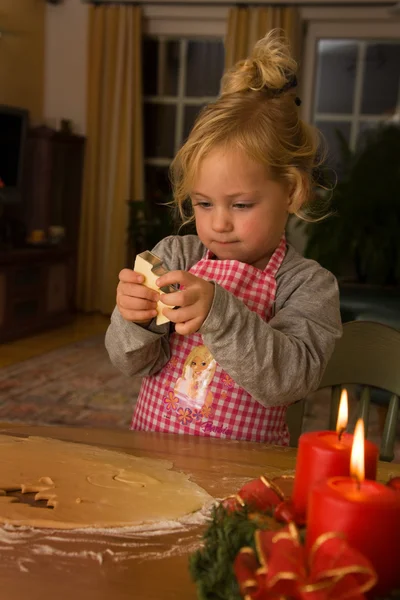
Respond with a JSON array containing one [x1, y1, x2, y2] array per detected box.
[[142, 6, 227, 184], [143, 36, 226, 162], [143, 5, 228, 37], [292, 7, 400, 251], [300, 8, 400, 124]]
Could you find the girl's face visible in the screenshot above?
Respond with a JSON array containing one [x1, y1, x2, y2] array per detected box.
[[190, 148, 293, 270]]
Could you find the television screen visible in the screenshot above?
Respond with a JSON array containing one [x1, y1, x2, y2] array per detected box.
[[0, 105, 29, 203]]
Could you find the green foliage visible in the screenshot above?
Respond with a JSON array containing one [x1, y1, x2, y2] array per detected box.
[[189, 504, 283, 600], [303, 124, 400, 286], [128, 199, 196, 255], [128, 199, 177, 255]]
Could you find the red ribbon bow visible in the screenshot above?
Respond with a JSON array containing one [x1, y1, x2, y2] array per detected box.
[[222, 476, 305, 526], [234, 524, 377, 600]]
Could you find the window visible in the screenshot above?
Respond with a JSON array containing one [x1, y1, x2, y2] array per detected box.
[[142, 5, 227, 216], [286, 9, 400, 253], [301, 14, 400, 177], [313, 39, 400, 176], [143, 35, 225, 208]]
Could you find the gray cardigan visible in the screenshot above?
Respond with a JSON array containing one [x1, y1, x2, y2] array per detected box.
[[105, 235, 342, 407]]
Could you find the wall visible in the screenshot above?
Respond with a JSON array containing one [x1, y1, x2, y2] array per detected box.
[[44, 0, 89, 134], [0, 0, 45, 124]]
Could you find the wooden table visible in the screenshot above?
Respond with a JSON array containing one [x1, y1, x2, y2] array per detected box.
[[0, 424, 399, 600]]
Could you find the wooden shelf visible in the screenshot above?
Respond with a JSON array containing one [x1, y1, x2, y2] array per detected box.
[[0, 248, 76, 343], [0, 246, 71, 264]]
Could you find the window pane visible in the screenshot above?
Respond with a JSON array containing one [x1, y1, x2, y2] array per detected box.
[[161, 41, 180, 96], [143, 39, 180, 97], [144, 104, 176, 158], [361, 43, 400, 115], [316, 121, 351, 179], [315, 40, 358, 114], [143, 38, 158, 96], [185, 41, 224, 97], [183, 105, 204, 141]]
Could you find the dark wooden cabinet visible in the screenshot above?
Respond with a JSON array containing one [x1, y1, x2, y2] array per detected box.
[[0, 248, 74, 342], [0, 126, 85, 342], [23, 126, 85, 246]]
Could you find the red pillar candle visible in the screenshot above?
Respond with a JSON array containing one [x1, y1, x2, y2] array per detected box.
[[306, 419, 400, 595], [292, 390, 378, 519], [306, 477, 400, 595], [292, 431, 378, 518]]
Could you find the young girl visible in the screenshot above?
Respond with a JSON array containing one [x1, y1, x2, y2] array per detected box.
[[105, 31, 342, 445]]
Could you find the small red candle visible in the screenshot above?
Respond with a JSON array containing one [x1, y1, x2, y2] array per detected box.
[[306, 419, 400, 595], [292, 390, 378, 518]]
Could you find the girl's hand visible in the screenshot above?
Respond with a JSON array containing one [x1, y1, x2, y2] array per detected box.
[[156, 271, 214, 335], [116, 269, 160, 323]]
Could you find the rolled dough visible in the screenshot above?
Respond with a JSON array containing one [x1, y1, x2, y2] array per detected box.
[[0, 435, 212, 529]]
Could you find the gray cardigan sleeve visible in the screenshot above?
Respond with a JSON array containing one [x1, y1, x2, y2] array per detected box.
[[105, 236, 205, 377], [199, 249, 342, 407], [105, 310, 171, 378]]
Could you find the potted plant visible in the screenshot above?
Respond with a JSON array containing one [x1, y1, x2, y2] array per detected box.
[[128, 196, 196, 257], [302, 123, 400, 287]]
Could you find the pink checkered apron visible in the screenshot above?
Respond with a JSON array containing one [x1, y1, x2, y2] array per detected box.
[[131, 236, 289, 444]]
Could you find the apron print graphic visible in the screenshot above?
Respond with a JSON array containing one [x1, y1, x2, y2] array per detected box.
[[162, 342, 234, 434], [173, 345, 216, 415]]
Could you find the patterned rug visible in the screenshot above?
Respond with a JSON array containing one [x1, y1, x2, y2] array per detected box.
[[0, 335, 141, 429]]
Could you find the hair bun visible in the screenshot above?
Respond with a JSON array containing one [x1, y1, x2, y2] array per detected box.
[[221, 29, 298, 96]]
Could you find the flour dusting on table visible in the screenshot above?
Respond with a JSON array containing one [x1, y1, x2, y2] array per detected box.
[[0, 501, 214, 573]]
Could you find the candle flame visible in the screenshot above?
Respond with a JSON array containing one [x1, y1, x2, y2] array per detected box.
[[350, 418, 365, 483], [336, 389, 348, 436]]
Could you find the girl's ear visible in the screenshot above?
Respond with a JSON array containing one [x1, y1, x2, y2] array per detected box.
[[286, 169, 309, 215]]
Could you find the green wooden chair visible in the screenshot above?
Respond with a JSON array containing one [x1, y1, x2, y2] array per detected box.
[[286, 321, 400, 461]]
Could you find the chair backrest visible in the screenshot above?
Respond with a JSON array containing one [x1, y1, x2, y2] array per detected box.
[[286, 321, 400, 461]]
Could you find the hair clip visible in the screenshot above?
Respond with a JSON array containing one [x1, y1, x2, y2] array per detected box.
[[267, 75, 299, 98], [275, 76, 297, 95]]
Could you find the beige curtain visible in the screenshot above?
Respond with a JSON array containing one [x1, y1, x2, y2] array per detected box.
[[77, 5, 144, 315], [225, 5, 301, 68]]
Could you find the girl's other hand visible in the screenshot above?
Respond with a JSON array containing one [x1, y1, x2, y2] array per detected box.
[[156, 271, 214, 335], [116, 269, 159, 323]]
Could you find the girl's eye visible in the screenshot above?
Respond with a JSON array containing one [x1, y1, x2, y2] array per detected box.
[[193, 201, 212, 209], [233, 203, 254, 209]]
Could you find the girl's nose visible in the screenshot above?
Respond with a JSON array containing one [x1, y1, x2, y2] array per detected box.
[[212, 208, 233, 232]]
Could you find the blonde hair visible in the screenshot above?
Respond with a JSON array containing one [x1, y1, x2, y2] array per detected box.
[[170, 29, 323, 225]]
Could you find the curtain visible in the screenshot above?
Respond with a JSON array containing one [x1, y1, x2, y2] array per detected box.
[[225, 6, 301, 69], [77, 4, 144, 315]]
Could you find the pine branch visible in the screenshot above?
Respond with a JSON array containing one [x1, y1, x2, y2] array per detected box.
[[189, 504, 278, 600]]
